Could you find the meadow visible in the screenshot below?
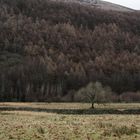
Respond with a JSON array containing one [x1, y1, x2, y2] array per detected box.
[[0, 103, 140, 140]]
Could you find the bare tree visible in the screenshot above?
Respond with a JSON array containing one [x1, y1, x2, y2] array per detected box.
[[75, 82, 112, 109]]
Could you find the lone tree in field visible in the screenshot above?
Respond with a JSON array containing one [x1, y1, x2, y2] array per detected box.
[[75, 82, 111, 109]]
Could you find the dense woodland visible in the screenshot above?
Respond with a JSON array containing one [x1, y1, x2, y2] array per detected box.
[[0, 0, 140, 102]]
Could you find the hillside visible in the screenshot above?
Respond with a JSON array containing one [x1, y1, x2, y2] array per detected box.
[[0, 0, 140, 101], [52, 0, 134, 12]]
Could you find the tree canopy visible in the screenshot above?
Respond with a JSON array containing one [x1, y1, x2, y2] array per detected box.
[[0, 0, 140, 101]]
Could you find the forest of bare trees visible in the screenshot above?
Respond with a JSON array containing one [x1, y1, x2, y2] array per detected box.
[[0, 0, 140, 101]]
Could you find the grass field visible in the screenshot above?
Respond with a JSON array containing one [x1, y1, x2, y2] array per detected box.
[[0, 103, 140, 140]]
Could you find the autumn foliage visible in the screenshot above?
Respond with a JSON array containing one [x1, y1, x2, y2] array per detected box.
[[0, 0, 140, 101]]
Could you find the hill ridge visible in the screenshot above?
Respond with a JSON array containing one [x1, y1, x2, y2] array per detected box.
[[52, 0, 134, 12]]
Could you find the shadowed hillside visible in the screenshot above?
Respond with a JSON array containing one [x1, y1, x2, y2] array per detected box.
[[0, 0, 140, 101]]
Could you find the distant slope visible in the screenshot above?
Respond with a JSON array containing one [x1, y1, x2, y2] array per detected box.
[[52, 0, 134, 12]]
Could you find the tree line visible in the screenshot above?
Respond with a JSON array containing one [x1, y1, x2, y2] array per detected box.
[[0, 0, 140, 101]]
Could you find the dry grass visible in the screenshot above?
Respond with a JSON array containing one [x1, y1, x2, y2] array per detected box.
[[0, 102, 140, 109], [0, 103, 140, 140]]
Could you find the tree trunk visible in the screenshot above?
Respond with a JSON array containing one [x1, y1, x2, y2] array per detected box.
[[91, 102, 94, 109]]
